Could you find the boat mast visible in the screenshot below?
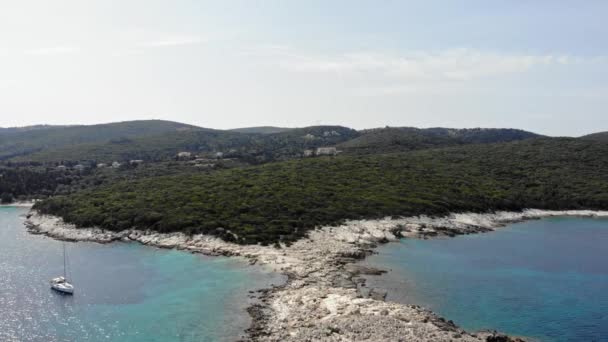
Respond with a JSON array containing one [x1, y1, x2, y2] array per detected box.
[[63, 242, 66, 279]]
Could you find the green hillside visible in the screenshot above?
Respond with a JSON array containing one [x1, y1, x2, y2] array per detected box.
[[16, 125, 358, 164], [581, 131, 608, 142], [339, 127, 541, 154], [5, 122, 543, 164], [0, 120, 200, 161], [228, 126, 293, 134], [0, 125, 69, 135], [35, 138, 608, 244]]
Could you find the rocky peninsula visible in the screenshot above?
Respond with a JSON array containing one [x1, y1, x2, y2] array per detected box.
[[24, 209, 608, 341]]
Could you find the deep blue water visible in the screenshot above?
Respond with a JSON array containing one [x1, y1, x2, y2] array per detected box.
[[0, 206, 284, 342], [362, 217, 608, 342]]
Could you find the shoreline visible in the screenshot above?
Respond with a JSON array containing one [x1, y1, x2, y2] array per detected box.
[[1, 201, 35, 208], [24, 209, 608, 341]]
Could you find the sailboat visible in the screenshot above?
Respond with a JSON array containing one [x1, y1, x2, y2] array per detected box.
[[50, 242, 74, 295]]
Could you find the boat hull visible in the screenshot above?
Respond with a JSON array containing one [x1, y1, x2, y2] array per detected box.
[[50, 277, 74, 295], [51, 283, 74, 294]]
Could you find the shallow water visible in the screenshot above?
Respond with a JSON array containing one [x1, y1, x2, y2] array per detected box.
[[362, 217, 608, 342], [0, 207, 284, 342]]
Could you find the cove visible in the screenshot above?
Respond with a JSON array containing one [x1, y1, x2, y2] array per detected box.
[[361, 216, 608, 342], [0, 206, 284, 342]]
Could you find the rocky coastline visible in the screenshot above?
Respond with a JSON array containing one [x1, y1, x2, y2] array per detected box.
[[1, 201, 36, 208], [24, 209, 608, 341]]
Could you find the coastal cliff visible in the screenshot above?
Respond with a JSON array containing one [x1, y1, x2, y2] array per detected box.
[[25, 209, 608, 341]]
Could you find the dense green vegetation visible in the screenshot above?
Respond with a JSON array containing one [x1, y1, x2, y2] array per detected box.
[[581, 131, 608, 142], [1, 123, 360, 201], [35, 138, 608, 244], [0, 125, 68, 135], [15, 125, 358, 164], [228, 126, 293, 134], [0, 160, 235, 202], [6, 120, 605, 245], [0, 167, 85, 202], [5, 121, 544, 165], [339, 127, 540, 154], [0, 120, 199, 160]]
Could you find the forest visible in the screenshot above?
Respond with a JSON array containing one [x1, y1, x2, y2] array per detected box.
[[33, 138, 608, 245]]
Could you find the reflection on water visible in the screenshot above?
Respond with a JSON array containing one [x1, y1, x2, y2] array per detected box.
[[0, 207, 283, 342]]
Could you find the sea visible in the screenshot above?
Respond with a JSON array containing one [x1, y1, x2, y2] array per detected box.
[[361, 216, 608, 342], [0, 206, 284, 342]]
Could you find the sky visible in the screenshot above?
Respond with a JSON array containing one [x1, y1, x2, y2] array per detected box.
[[0, 1, 607, 136]]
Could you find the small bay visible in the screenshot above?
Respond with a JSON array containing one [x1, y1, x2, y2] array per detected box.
[[0, 206, 284, 342], [361, 217, 608, 342]]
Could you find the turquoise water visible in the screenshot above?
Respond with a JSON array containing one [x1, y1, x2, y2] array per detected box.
[[362, 217, 608, 342], [0, 207, 284, 342]]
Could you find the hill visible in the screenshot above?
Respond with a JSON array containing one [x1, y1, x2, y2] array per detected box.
[[229, 126, 293, 134], [0, 120, 200, 161], [5, 122, 541, 164], [14, 125, 358, 164], [34, 137, 608, 244], [0, 125, 69, 135], [581, 131, 608, 142], [338, 127, 541, 154]]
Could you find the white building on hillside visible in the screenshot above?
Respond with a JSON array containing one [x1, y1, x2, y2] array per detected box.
[[316, 147, 338, 156]]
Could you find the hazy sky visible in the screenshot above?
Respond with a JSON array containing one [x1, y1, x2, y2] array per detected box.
[[1, 1, 607, 136]]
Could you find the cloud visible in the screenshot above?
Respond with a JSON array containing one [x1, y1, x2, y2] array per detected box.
[[138, 35, 206, 48], [25, 46, 80, 56], [247, 47, 576, 82]]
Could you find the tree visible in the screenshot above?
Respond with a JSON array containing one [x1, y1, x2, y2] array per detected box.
[[1, 192, 14, 204]]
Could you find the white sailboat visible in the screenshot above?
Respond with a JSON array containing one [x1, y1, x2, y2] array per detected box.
[[50, 242, 74, 295]]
